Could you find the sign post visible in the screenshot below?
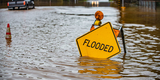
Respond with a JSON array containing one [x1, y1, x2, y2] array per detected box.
[[121, 27, 127, 54], [76, 22, 121, 59]]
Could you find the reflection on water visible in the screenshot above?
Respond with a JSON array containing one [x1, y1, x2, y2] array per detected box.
[[139, 0, 156, 12], [118, 3, 160, 79], [6, 39, 12, 47], [119, 2, 160, 27], [78, 57, 122, 79]]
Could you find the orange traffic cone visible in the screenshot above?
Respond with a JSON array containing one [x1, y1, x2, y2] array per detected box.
[[6, 23, 11, 39]]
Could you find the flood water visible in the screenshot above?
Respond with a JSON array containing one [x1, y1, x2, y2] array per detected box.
[[0, 1, 160, 80]]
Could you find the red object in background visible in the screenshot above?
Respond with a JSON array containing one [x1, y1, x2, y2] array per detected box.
[[7, 2, 9, 6], [23, 1, 26, 5]]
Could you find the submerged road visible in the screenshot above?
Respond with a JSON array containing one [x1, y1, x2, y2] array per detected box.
[[0, 6, 160, 80]]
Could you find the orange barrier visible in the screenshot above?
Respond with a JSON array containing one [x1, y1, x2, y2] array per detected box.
[[113, 29, 120, 37], [90, 25, 120, 37], [90, 11, 120, 37], [90, 25, 95, 31]]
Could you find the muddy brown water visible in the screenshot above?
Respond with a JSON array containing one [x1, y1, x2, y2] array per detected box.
[[0, 4, 160, 80]]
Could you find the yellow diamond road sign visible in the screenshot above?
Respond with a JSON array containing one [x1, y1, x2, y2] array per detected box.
[[76, 22, 121, 59]]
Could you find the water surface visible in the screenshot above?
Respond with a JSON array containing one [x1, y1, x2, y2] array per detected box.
[[0, 2, 160, 80]]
